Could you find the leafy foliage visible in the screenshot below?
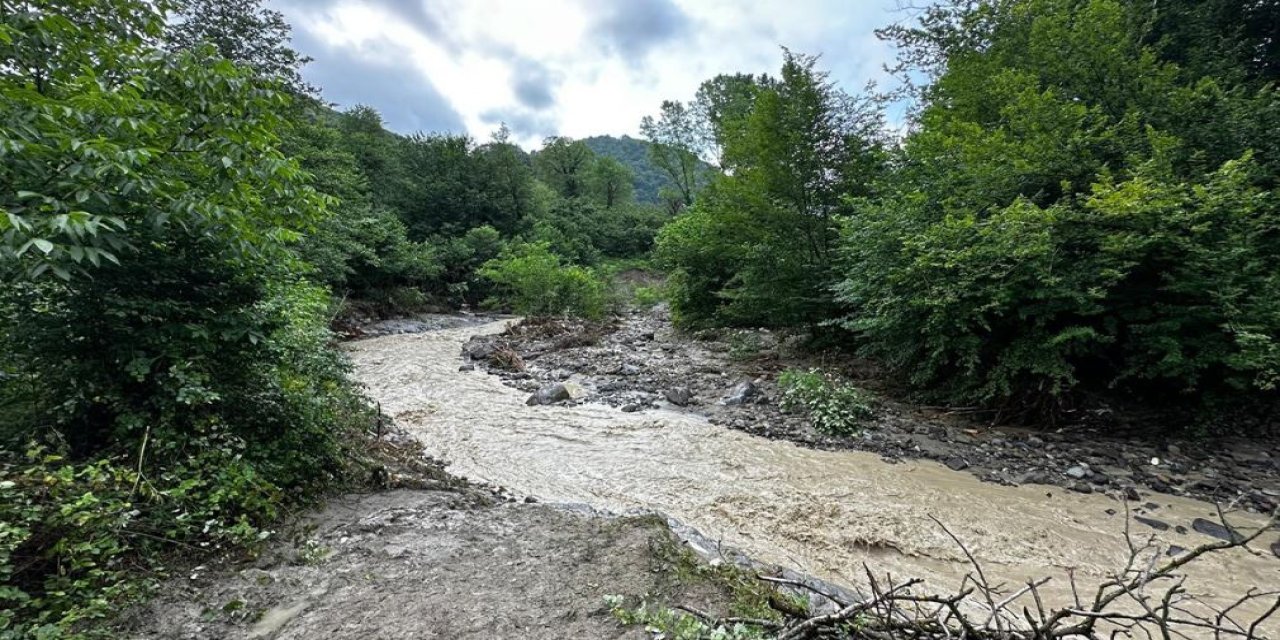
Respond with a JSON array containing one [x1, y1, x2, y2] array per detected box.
[[778, 369, 873, 436], [479, 242, 608, 319], [835, 0, 1280, 420], [655, 51, 886, 327], [0, 2, 373, 635]]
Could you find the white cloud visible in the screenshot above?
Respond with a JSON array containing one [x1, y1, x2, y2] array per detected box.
[[275, 0, 904, 148]]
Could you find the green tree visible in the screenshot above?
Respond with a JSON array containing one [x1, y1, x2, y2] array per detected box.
[[586, 156, 634, 208], [838, 0, 1280, 422], [655, 50, 886, 327], [0, 2, 370, 632], [533, 136, 595, 199], [166, 0, 317, 96], [640, 100, 707, 207]]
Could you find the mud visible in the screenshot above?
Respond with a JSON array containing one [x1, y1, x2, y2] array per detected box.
[[346, 315, 1280, 632], [117, 490, 728, 639]]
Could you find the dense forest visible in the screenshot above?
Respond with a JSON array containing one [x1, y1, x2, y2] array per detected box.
[[1, 0, 1277, 636]]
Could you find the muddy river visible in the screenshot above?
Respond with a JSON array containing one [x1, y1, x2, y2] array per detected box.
[[348, 319, 1279, 628]]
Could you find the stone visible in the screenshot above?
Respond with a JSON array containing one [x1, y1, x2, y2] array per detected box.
[[618, 363, 641, 376], [1166, 444, 1182, 456], [458, 363, 475, 372], [1271, 540, 1280, 560], [720, 380, 757, 406], [526, 383, 574, 406], [1144, 501, 1161, 510], [1065, 465, 1089, 480], [945, 457, 969, 471], [1166, 545, 1187, 557], [621, 403, 644, 413], [1191, 517, 1243, 543], [1067, 482, 1093, 494], [1133, 516, 1169, 531], [664, 387, 693, 407], [1124, 486, 1142, 502], [462, 338, 497, 360], [1175, 525, 1188, 535], [562, 382, 588, 400]]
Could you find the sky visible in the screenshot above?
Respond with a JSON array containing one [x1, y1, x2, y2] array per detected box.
[[269, 0, 909, 149]]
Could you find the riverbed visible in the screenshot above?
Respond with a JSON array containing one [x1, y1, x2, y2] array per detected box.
[[347, 318, 1280, 629]]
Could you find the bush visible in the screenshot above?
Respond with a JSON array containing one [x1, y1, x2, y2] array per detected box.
[[778, 368, 873, 436], [837, 157, 1280, 418], [479, 242, 608, 319], [0, 4, 375, 635]]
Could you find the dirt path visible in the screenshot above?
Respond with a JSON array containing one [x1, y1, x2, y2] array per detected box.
[[346, 317, 1280, 632], [119, 490, 727, 639]]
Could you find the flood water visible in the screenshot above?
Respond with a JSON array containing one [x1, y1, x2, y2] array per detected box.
[[347, 319, 1279, 630]]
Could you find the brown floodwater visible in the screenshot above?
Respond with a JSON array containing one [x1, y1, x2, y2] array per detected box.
[[347, 320, 1279, 633]]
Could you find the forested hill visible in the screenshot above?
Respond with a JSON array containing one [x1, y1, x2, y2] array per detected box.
[[582, 134, 701, 205]]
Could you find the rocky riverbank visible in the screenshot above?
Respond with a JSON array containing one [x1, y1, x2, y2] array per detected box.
[[464, 306, 1280, 518]]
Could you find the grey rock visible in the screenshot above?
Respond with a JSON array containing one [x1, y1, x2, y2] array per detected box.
[[458, 363, 475, 372], [721, 380, 757, 406], [1271, 540, 1280, 560], [621, 403, 644, 413], [1166, 545, 1187, 557], [1067, 482, 1093, 494], [1133, 516, 1169, 531], [618, 363, 641, 376], [462, 339, 497, 360], [526, 383, 572, 406], [945, 457, 969, 471], [664, 387, 693, 407], [1191, 518, 1243, 543], [1065, 465, 1089, 480]]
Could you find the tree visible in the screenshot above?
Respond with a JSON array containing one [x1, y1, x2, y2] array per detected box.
[[836, 0, 1280, 422], [166, 0, 317, 96], [640, 100, 707, 207], [1, 1, 370, 632], [533, 136, 595, 199], [586, 156, 634, 208], [654, 51, 886, 327]]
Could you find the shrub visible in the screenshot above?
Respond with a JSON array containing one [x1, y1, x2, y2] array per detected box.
[[479, 242, 608, 319], [837, 157, 1280, 418], [778, 368, 873, 436]]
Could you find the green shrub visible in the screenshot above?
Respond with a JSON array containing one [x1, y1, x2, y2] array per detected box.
[[632, 285, 664, 309], [479, 242, 608, 319], [778, 368, 873, 436], [0, 4, 375, 635]]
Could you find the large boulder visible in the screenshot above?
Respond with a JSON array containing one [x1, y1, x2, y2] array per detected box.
[[664, 387, 693, 407], [526, 382, 586, 406]]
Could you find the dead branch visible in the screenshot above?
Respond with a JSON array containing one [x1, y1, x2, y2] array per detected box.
[[671, 505, 1278, 640]]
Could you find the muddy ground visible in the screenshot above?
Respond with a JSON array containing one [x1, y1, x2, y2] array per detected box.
[[115, 471, 746, 639], [466, 305, 1280, 516]]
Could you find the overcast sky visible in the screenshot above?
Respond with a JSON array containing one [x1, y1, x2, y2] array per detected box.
[[270, 0, 907, 148]]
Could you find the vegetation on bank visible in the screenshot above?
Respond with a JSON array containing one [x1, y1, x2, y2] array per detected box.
[[648, 0, 1279, 424]]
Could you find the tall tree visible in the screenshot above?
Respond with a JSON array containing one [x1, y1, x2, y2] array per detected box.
[[640, 101, 706, 207], [533, 136, 595, 199], [165, 0, 317, 96], [586, 156, 634, 208]]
